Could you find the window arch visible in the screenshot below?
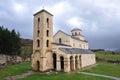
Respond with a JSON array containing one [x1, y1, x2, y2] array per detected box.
[[46, 18, 49, 28], [46, 30, 49, 37], [46, 40, 49, 47], [38, 18, 40, 28], [37, 39, 40, 47], [37, 30, 40, 37], [59, 38, 62, 44]]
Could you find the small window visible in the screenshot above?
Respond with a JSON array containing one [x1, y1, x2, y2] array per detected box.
[[37, 40, 40, 47], [37, 30, 40, 37], [59, 38, 62, 44], [46, 40, 49, 47], [47, 30, 49, 37], [38, 18, 40, 28], [46, 18, 49, 28]]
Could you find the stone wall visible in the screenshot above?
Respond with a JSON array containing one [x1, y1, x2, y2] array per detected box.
[[0, 54, 30, 65]]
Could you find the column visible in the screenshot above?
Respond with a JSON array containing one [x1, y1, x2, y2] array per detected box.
[[64, 58, 70, 72], [73, 56, 76, 71], [56, 56, 61, 71]]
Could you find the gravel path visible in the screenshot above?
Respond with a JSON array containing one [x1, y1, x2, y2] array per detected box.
[[4, 71, 34, 80], [79, 72, 120, 80]]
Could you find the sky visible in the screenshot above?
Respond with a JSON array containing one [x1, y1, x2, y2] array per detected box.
[[0, 0, 120, 49]]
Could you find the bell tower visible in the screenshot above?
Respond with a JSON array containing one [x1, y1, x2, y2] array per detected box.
[[32, 9, 53, 72]]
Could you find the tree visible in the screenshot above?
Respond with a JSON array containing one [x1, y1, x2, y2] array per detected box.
[[0, 26, 21, 56]]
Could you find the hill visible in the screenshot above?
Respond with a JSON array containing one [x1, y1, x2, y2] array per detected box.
[[20, 38, 33, 46], [114, 49, 120, 53]]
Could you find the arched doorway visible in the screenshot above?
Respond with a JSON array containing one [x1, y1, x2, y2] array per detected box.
[[37, 61, 40, 71], [70, 56, 74, 71], [60, 56, 64, 71], [75, 56, 78, 70], [79, 55, 82, 68], [53, 53, 56, 70]]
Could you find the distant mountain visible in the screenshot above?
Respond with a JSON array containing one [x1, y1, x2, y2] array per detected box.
[[90, 49, 105, 52], [20, 38, 33, 46], [114, 49, 120, 53]]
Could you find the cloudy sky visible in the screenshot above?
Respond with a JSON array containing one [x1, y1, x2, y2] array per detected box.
[[0, 0, 120, 49]]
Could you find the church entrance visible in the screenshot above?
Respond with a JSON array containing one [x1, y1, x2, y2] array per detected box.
[[60, 56, 64, 71], [53, 53, 56, 70], [37, 61, 40, 71]]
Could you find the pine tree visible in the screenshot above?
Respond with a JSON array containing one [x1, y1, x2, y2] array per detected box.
[[0, 26, 21, 55]]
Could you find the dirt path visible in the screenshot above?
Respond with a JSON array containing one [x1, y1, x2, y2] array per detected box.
[[79, 72, 120, 80], [4, 71, 34, 80]]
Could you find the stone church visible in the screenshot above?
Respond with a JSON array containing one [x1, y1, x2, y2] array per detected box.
[[31, 9, 96, 72]]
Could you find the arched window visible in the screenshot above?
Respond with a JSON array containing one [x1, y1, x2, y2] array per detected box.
[[59, 38, 62, 44], [46, 40, 49, 47], [38, 18, 40, 28], [46, 18, 49, 28], [37, 30, 40, 37], [37, 40, 40, 47], [46, 30, 49, 37]]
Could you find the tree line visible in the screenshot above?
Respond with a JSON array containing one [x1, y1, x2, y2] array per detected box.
[[0, 26, 21, 56]]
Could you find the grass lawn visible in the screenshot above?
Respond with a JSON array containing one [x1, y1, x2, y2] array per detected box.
[[0, 62, 119, 80], [96, 51, 120, 61], [0, 62, 113, 80], [0, 62, 31, 80], [83, 62, 120, 78], [18, 73, 112, 80]]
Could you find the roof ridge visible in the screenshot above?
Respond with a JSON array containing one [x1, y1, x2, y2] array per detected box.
[[34, 9, 53, 16]]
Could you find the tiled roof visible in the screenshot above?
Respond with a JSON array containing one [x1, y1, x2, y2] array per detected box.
[[59, 48, 93, 54], [71, 28, 82, 32], [52, 43, 71, 47], [34, 9, 53, 16]]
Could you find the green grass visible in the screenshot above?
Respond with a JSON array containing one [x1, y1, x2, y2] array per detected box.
[[18, 73, 112, 80], [0, 62, 31, 80], [83, 62, 120, 78], [0, 60, 119, 80], [0, 62, 112, 80], [96, 51, 120, 61]]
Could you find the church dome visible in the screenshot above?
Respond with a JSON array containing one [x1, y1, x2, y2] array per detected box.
[[71, 28, 82, 36]]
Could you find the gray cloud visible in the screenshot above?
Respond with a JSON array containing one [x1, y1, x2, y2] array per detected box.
[[0, 0, 120, 49]]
